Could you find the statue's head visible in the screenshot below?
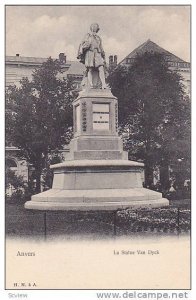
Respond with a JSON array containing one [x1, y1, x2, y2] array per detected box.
[[90, 23, 100, 33]]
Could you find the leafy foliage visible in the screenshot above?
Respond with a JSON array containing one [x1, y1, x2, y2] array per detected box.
[[41, 152, 64, 191], [107, 53, 190, 186], [6, 58, 76, 192], [5, 167, 25, 190], [117, 207, 191, 233], [5, 167, 28, 202]]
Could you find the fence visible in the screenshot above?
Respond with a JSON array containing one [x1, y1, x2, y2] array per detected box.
[[6, 202, 191, 239]]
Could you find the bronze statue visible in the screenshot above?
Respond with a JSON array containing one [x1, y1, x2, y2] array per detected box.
[[77, 23, 107, 89]]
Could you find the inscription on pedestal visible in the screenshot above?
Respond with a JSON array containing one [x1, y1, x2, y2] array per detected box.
[[93, 103, 110, 131]]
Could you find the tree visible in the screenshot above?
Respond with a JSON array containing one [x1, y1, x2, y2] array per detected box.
[[5, 167, 25, 191], [5, 167, 28, 201], [41, 152, 65, 191], [107, 53, 190, 188], [6, 58, 77, 193]]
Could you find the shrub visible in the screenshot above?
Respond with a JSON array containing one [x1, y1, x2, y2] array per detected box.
[[117, 207, 190, 233]]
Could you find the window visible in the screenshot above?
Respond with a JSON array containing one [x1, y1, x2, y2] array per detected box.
[[93, 103, 110, 131]]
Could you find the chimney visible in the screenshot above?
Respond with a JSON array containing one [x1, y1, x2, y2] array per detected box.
[[109, 55, 113, 68], [16, 54, 20, 57], [114, 55, 117, 66], [59, 53, 66, 64]]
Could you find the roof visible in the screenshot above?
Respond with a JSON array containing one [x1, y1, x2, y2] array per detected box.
[[6, 56, 48, 65], [119, 39, 190, 65], [66, 61, 85, 76], [6, 55, 85, 76]]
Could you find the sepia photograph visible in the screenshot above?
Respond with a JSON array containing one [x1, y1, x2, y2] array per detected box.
[[5, 4, 191, 290]]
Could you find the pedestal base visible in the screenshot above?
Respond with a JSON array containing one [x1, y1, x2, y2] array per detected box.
[[25, 188, 169, 211]]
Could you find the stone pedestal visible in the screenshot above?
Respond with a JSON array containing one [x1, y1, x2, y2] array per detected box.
[[25, 88, 169, 210]]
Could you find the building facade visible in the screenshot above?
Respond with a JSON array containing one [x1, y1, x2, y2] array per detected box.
[[6, 53, 85, 88]]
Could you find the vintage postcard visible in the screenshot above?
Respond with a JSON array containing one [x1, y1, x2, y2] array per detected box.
[[5, 4, 191, 292]]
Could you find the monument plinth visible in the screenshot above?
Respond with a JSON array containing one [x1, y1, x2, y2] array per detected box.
[[25, 23, 169, 210], [69, 89, 127, 161]]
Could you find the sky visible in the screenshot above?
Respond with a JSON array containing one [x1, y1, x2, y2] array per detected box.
[[5, 5, 190, 63]]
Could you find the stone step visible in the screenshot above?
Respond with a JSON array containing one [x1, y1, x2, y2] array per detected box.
[[25, 188, 169, 210]]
